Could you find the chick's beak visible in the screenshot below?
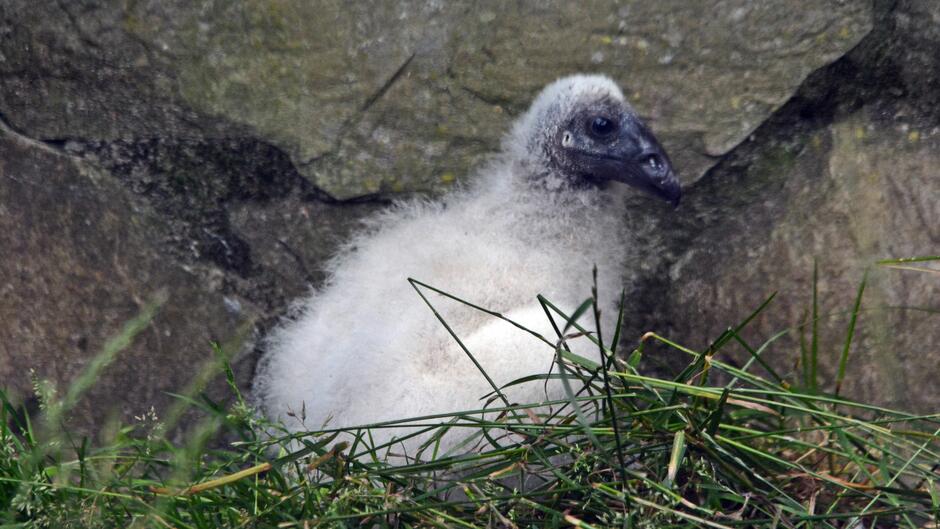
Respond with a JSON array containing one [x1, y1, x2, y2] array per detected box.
[[598, 119, 682, 207], [653, 169, 682, 208]]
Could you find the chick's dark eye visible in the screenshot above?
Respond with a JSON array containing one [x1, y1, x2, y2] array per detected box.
[[589, 116, 617, 137]]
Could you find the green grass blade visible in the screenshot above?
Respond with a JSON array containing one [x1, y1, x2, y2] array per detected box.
[[408, 278, 510, 408], [876, 255, 940, 264], [836, 269, 868, 396], [811, 259, 819, 393]]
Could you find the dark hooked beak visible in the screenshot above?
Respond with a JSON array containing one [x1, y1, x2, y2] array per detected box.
[[589, 119, 682, 207], [624, 164, 682, 208]]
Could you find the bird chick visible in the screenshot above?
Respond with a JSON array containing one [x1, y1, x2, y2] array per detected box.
[[253, 74, 680, 459]]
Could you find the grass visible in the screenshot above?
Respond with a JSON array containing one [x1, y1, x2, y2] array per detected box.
[[1, 259, 939, 528]]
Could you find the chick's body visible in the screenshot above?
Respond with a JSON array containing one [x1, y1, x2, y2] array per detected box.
[[257, 170, 627, 440], [254, 74, 679, 457]]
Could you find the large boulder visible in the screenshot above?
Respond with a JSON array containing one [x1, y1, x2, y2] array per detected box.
[[631, 105, 940, 411], [626, 0, 940, 411], [0, 130, 255, 431], [2, 1, 871, 198]]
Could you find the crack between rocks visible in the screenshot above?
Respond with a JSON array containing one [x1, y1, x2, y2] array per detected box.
[[318, 52, 417, 157], [295, 52, 418, 204], [458, 84, 521, 117], [276, 239, 316, 285], [359, 52, 415, 114], [0, 110, 73, 159], [54, 0, 102, 51]]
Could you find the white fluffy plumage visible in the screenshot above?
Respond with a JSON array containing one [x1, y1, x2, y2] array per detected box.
[[254, 75, 667, 457]]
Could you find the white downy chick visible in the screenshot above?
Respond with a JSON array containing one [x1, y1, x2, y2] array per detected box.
[[253, 74, 681, 459]]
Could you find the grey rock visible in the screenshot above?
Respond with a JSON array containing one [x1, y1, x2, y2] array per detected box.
[[624, 0, 940, 412], [1, 1, 871, 198], [0, 128, 257, 433], [632, 105, 940, 412]]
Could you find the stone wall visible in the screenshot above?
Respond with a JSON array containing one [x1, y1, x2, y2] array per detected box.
[[0, 0, 936, 434]]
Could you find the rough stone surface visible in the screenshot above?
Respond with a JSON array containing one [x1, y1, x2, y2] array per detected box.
[[1, 0, 939, 433], [624, 0, 940, 411], [0, 129, 257, 434], [0, 120, 378, 433], [1, 1, 871, 198], [631, 105, 940, 411]]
